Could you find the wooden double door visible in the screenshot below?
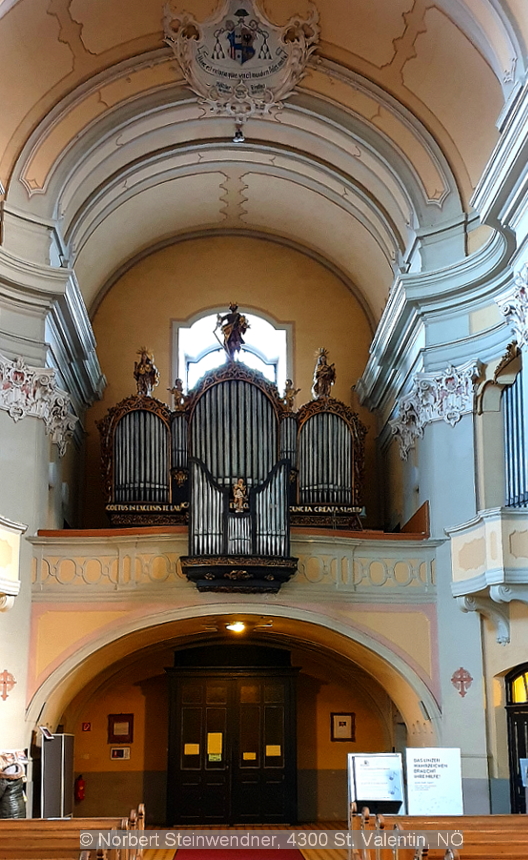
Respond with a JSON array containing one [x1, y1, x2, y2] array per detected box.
[[166, 663, 297, 825]]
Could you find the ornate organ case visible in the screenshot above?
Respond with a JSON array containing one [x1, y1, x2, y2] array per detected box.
[[98, 394, 178, 523], [181, 363, 295, 591], [98, 354, 366, 593]]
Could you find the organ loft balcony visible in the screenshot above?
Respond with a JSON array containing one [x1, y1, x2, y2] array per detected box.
[[30, 521, 438, 605], [447, 507, 528, 645]]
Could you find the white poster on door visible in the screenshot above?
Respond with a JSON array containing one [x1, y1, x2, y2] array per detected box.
[[406, 748, 463, 814]]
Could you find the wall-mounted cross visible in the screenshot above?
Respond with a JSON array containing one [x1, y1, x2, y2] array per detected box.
[[0, 669, 16, 701]]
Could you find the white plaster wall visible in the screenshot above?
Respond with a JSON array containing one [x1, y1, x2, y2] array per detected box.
[[0, 409, 49, 748], [419, 415, 490, 812]]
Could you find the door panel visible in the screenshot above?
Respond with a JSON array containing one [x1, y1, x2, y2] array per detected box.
[[508, 707, 528, 813], [167, 669, 296, 824]]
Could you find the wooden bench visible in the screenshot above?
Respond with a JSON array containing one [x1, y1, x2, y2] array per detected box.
[[349, 807, 528, 860], [0, 804, 145, 860]]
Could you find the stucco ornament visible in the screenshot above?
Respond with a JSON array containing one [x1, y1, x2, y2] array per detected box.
[[451, 667, 473, 698], [497, 262, 528, 348], [0, 670, 16, 701], [163, 0, 319, 129], [0, 354, 77, 456], [391, 361, 481, 459]]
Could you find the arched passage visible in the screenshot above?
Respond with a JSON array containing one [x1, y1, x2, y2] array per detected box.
[[27, 606, 439, 821], [27, 605, 439, 738]]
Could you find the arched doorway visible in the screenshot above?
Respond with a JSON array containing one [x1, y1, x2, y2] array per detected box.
[[26, 609, 439, 822], [506, 663, 528, 813]]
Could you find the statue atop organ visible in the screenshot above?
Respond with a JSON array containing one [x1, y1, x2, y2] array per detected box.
[[97, 306, 367, 592]]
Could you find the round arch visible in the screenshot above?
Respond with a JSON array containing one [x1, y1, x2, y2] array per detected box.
[[26, 603, 441, 748]]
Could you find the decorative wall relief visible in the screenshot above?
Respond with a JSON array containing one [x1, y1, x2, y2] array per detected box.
[[163, 0, 319, 133], [0, 354, 77, 456], [391, 361, 481, 459], [0, 669, 16, 701], [497, 263, 528, 348], [451, 667, 473, 697]]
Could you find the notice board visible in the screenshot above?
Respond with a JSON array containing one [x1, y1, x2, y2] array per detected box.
[[406, 747, 463, 814], [348, 753, 404, 817]]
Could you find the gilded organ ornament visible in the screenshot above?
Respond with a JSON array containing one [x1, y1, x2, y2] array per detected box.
[[134, 348, 160, 396], [282, 379, 301, 410], [232, 478, 247, 511], [312, 347, 336, 398], [168, 378, 188, 410]]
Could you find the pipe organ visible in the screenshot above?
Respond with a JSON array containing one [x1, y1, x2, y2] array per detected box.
[[98, 329, 366, 593]]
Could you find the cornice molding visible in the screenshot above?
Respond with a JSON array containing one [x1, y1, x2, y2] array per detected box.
[[0, 244, 69, 305], [472, 78, 528, 229], [357, 230, 514, 411]]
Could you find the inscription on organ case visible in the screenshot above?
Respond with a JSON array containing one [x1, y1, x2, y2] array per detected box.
[[97, 307, 366, 592]]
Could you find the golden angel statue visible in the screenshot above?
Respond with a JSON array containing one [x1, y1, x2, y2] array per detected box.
[[282, 379, 301, 410], [133, 347, 160, 396], [312, 347, 336, 399], [233, 477, 247, 512], [168, 378, 188, 411]]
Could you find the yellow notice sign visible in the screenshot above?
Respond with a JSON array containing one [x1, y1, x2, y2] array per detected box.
[[243, 752, 257, 760], [184, 744, 200, 755], [207, 733, 223, 755], [266, 745, 281, 757]]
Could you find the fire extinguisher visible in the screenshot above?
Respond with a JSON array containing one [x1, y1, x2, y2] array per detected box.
[[74, 774, 85, 803]]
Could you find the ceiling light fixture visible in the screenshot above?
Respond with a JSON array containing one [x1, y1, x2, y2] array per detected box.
[[225, 621, 246, 633]]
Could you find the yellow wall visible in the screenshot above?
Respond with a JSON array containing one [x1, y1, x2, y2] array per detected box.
[[483, 603, 528, 780], [64, 644, 391, 820], [84, 234, 378, 526], [68, 649, 389, 773]]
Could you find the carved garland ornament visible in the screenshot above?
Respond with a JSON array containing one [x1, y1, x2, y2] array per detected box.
[[391, 361, 481, 460], [497, 262, 528, 348], [0, 354, 77, 456], [163, 0, 319, 129]]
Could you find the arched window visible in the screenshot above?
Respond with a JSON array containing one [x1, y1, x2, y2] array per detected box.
[[509, 667, 528, 704], [174, 311, 289, 392]]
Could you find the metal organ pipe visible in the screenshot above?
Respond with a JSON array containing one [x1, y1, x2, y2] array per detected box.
[[299, 413, 352, 504], [504, 371, 528, 507], [114, 411, 169, 503], [171, 414, 187, 470], [190, 381, 277, 486]]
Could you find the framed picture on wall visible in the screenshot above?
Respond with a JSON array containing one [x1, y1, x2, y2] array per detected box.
[[107, 713, 134, 744], [331, 712, 355, 742]]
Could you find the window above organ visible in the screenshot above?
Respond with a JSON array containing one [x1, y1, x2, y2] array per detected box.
[[175, 310, 288, 393]]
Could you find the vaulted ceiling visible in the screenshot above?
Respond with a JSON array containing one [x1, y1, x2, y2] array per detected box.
[[1, 0, 526, 322]]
